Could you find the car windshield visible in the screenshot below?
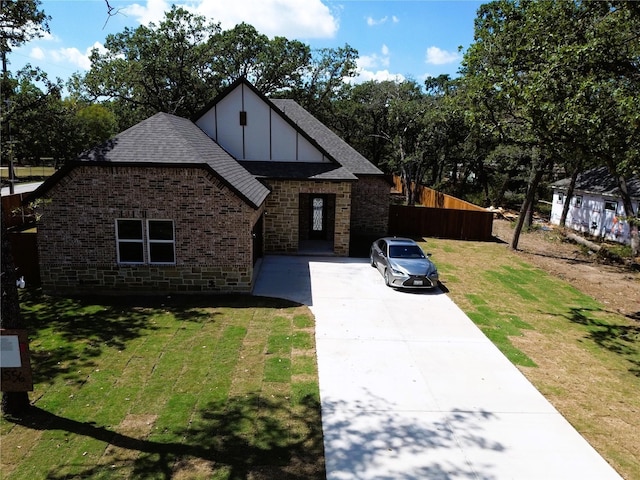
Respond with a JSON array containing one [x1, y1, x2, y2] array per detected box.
[[389, 245, 425, 259]]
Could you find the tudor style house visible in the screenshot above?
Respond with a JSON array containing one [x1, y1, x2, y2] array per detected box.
[[32, 78, 390, 294]]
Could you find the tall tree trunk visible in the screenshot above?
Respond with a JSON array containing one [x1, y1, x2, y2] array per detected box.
[[511, 164, 548, 250], [1, 215, 30, 416], [560, 163, 582, 227], [401, 163, 415, 206], [616, 174, 636, 220]]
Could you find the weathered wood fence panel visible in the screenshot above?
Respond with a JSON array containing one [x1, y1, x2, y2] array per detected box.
[[390, 176, 494, 241], [388, 205, 494, 241], [392, 175, 486, 211], [1, 193, 32, 229]]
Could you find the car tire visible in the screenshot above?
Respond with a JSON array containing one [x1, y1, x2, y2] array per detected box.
[[384, 269, 392, 287], [370, 252, 376, 267]]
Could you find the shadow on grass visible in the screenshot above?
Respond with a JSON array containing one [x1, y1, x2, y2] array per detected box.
[[20, 291, 302, 385], [568, 307, 640, 377], [7, 391, 507, 480], [8, 393, 325, 479]]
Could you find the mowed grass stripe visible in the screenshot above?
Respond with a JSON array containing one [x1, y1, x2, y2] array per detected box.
[[3, 294, 326, 479], [227, 309, 271, 397]]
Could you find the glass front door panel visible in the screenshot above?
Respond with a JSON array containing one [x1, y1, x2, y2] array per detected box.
[[312, 197, 324, 232]]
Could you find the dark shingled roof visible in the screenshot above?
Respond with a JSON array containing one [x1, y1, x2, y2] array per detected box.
[[271, 99, 383, 176], [32, 83, 385, 207], [35, 113, 270, 209], [552, 166, 640, 199]]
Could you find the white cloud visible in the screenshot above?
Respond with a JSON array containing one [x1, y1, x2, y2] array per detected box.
[[425, 46, 460, 65], [123, 0, 339, 38], [349, 69, 405, 84], [358, 44, 391, 70], [350, 44, 404, 84], [122, 0, 171, 25], [366, 15, 387, 26], [366, 15, 399, 26], [30, 47, 46, 61], [29, 41, 105, 72]]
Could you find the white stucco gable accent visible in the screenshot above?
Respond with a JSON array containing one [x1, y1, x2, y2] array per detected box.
[[196, 81, 329, 163]]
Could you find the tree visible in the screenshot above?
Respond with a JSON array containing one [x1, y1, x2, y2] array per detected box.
[[1, 66, 115, 165], [210, 22, 310, 95], [283, 44, 358, 124], [81, 9, 320, 129], [461, 0, 640, 249], [82, 6, 222, 127], [0, 0, 49, 417], [331, 80, 395, 167], [0, 0, 49, 73]]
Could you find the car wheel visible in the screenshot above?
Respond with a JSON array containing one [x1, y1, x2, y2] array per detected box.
[[384, 269, 392, 287], [370, 252, 376, 267]]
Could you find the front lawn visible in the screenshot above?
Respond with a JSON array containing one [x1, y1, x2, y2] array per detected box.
[[1, 293, 325, 479]]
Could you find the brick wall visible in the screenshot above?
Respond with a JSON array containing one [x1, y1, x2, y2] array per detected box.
[[264, 179, 352, 256], [350, 176, 390, 237], [38, 165, 263, 294]]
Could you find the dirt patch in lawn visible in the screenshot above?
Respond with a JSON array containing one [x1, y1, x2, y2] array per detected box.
[[491, 219, 640, 320]]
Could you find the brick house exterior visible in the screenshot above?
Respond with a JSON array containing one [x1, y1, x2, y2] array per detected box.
[[32, 78, 389, 294]]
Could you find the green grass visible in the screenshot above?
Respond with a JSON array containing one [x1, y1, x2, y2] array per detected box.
[[465, 293, 537, 367], [0, 166, 56, 180], [423, 237, 640, 479], [1, 293, 325, 479]]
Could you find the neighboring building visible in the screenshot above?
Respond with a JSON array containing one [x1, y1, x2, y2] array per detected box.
[[550, 166, 640, 245], [32, 78, 389, 295]]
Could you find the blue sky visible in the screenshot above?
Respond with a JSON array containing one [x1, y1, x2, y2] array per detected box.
[[9, 0, 484, 87]]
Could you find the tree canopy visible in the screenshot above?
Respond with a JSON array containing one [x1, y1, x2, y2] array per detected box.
[[2, 1, 639, 251], [460, 0, 640, 247]]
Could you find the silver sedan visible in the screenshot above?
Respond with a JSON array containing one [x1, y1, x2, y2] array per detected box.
[[370, 237, 439, 289]]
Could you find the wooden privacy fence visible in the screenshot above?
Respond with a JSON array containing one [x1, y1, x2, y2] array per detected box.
[[390, 176, 494, 241], [1, 192, 34, 229], [2, 190, 40, 286]]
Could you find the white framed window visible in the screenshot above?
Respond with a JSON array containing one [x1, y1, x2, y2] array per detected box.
[[573, 195, 583, 207], [604, 201, 617, 211], [116, 219, 144, 264], [556, 193, 564, 204], [147, 220, 175, 264], [116, 219, 175, 265]]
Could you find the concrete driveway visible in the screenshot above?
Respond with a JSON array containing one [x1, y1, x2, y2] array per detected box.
[[253, 255, 622, 480]]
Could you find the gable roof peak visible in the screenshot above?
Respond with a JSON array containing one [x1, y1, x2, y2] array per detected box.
[[32, 110, 270, 209]]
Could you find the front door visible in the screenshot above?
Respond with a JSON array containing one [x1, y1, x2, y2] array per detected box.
[[309, 195, 327, 240]]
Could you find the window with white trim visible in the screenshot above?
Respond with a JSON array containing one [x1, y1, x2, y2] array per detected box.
[[147, 220, 175, 264], [116, 219, 175, 264], [116, 219, 144, 264]]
